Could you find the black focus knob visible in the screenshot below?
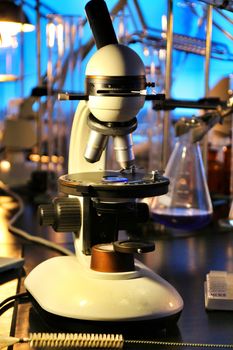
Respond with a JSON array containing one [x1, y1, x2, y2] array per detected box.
[[38, 197, 81, 232]]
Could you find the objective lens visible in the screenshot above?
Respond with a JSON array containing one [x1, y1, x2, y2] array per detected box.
[[84, 130, 108, 163], [113, 134, 135, 169]]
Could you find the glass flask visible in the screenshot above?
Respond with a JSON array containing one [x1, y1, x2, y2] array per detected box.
[[148, 118, 213, 231]]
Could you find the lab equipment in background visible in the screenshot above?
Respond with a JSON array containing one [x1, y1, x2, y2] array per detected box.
[[207, 144, 230, 196], [142, 45, 165, 172], [0, 98, 37, 187], [0, 0, 34, 82], [39, 14, 84, 175], [0, 32, 19, 82], [218, 121, 233, 228], [133, 42, 166, 172], [147, 117, 213, 231], [0, 1, 34, 184], [218, 75, 233, 229], [24, 0, 183, 325], [5, 14, 85, 195], [207, 76, 232, 197]]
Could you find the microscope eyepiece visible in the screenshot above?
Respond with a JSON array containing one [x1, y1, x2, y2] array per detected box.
[[85, 0, 118, 49]]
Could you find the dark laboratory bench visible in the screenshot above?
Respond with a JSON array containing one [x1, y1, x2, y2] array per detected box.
[[1, 193, 233, 350]]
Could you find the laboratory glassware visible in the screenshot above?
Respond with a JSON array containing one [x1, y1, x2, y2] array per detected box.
[[148, 117, 213, 231]]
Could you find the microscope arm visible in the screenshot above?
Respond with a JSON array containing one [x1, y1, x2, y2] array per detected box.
[[68, 101, 106, 174]]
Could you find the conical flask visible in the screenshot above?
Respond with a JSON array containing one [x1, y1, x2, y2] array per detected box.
[[149, 118, 213, 231]]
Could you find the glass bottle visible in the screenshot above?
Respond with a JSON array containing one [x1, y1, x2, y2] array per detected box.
[[148, 118, 213, 231]]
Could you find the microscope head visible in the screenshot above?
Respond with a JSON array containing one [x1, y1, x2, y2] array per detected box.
[[85, 43, 146, 122], [83, 0, 146, 169]]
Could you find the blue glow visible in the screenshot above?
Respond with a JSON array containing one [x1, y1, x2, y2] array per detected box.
[[0, 0, 232, 121]]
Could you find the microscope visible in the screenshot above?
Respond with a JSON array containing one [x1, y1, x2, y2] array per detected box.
[[24, 0, 183, 324]]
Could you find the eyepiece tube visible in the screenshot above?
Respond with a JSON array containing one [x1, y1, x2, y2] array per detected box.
[[113, 134, 135, 169], [85, 130, 108, 163], [85, 0, 118, 49]]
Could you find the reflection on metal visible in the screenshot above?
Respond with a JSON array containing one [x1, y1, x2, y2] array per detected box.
[[203, 4, 213, 169], [205, 6, 213, 97], [162, 0, 173, 168]]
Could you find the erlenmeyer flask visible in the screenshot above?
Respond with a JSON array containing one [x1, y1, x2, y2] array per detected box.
[[149, 118, 213, 231]]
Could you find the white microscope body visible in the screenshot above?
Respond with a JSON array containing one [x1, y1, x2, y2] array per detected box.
[[24, 0, 183, 323]]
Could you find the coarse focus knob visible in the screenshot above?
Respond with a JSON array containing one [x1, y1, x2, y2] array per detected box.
[[90, 243, 135, 273], [38, 197, 81, 232]]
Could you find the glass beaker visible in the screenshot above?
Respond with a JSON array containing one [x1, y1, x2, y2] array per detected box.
[[148, 118, 213, 231]]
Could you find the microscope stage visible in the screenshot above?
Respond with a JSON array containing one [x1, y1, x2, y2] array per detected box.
[[59, 170, 169, 198]]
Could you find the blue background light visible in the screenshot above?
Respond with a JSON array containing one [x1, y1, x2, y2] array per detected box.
[[0, 0, 232, 121]]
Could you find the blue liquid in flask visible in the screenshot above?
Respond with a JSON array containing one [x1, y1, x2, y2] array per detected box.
[[152, 207, 212, 230], [148, 118, 213, 231]]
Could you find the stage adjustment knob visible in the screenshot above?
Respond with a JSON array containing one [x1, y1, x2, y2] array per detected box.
[[38, 197, 81, 232]]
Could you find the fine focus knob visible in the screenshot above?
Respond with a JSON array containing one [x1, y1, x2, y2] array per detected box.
[[38, 197, 81, 232], [113, 240, 155, 254]]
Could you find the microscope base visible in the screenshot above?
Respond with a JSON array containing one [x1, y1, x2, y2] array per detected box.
[[24, 256, 183, 322]]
